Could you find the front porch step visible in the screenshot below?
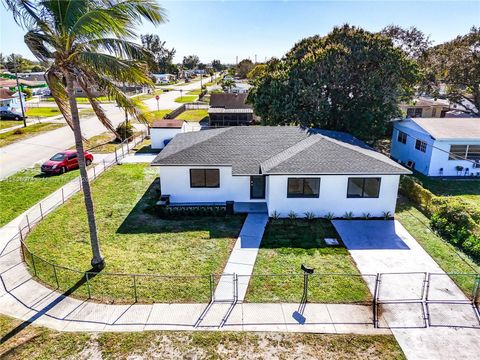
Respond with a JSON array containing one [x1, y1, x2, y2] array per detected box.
[[234, 202, 268, 214]]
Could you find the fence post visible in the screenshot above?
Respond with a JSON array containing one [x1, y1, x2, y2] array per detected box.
[[85, 272, 91, 299], [115, 148, 118, 163], [103, 159, 106, 171], [121, 144, 125, 157], [53, 265, 59, 289], [39, 202, 43, 219], [126, 140, 129, 153], [26, 215, 31, 232], [210, 274, 214, 302], [61, 187, 65, 203], [373, 273, 380, 328], [472, 275, 480, 305], [133, 275, 138, 303], [31, 253, 37, 277], [20, 241, 25, 261], [93, 166, 96, 179]]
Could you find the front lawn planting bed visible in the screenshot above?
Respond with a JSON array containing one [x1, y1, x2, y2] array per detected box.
[[176, 109, 208, 121], [24, 164, 243, 303], [0, 166, 80, 227], [0, 120, 22, 130], [245, 219, 371, 303], [0, 314, 404, 360], [0, 122, 65, 148], [174, 95, 197, 103], [25, 106, 61, 118], [396, 200, 480, 297]]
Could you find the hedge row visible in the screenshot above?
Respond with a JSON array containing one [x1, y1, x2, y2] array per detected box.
[[399, 176, 480, 260], [157, 205, 226, 219]]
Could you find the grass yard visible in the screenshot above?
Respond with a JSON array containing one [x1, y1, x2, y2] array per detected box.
[[135, 89, 163, 101], [187, 89, 202, 95], [73, 131, 118, 153], [0, 166, 79, 227], [45, 96, 112, 104], [414, 173, 480, 211], [176, 109, 209, 122], [245, 219, 371, 303], [0, 314, 404, 360], [24, 164, 244, 303], [25, 107, 61, 118], [0, 120, 23, 130], [143, 110, 171, 124], [396, 200, 480, 297], [174, 95, 197, 103], [0, 122, 65, 148]]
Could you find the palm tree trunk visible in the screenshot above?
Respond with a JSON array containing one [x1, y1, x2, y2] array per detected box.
[[65, 71, 105, 270]]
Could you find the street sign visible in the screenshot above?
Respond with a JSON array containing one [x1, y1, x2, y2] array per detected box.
[[155, 95, 160, 100]]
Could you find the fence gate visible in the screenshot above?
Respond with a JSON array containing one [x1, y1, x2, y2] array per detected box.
[[375, 272, 480, 329]]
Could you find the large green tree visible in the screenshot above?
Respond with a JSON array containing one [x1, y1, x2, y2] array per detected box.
[[421, 27, 479, 116], [140, 34, 176, 74], [248, 25, 420, 140], [236, 58, 254, 79], [4, 0, 165, 269], [182, 54, 199, 69]]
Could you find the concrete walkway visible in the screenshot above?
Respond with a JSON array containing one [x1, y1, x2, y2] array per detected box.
[[333, 220, 480, 360], [213, 213, 269, 302]]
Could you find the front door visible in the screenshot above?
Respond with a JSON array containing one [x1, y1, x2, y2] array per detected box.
[[250, 176, 266, 199]]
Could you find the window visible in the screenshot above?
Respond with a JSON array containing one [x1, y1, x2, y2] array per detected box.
[[415, 140, 427, 153], [190, 169, 220, 188], [347, 178, 381, 198], [287, 178, 320, 198], [449, 145, 467, 160], [407, 108, 423, 118], [449, 145, 480, 161], [68, 153, 78, 160], [432, 108, 437, 117], [397, 131, 407, 144]]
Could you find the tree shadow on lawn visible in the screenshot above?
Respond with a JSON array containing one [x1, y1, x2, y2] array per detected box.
[[116, 178, 244, 239]]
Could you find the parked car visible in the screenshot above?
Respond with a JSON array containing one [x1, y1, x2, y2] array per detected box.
[[41, 150, 93, 175], [0, 110, 26, 121]]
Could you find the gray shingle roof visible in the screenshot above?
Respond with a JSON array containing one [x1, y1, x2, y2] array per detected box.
[[152, 126, 410, 175]]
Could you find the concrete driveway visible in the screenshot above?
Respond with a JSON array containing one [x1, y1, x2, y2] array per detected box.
[[333, 220, 480, 360]]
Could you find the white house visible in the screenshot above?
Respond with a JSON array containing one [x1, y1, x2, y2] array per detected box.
[[0, 88, 25, 113], [151, 127, 410, 218], [152, 73, 175, 84], [150, 119, 189, 150], [390, 118, 480, 177]]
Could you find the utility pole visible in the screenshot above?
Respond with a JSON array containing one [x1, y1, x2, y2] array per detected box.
[[236, 56, 238, 66], [13, 55, 27, 127], [123, 82, 128, 125], [255, 54, 257, 64]]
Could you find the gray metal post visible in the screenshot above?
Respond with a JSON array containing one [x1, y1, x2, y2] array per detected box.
[[133, 275, 138, 302], [210, 274, 214, 302], [115, 148, 118, 163], [39, 203, 43, 219], [31, 253, 37, 276], [26, 214, 31, 231], [103, 159, 106, 171], [61, 187, 65, 203], [93, 166, 96, 179], [373, 273, 380, 328]]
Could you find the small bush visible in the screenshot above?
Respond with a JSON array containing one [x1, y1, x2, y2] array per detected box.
[[343, 211, 353, 219], [325, 212, 334, 220], [362, 212, 371, 220], [116, 122, 134, 141], [270, 210, 280, 220], [13, 128, 24, 135], [382, 211, 392, 220], [304, 211, 315, 221], [157, 205, 226, 219], [288, 211, 297, 221]]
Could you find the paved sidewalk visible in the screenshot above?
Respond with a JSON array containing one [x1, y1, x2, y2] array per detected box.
[[214, 213, 269, 302], [333, 220, 480, 360]]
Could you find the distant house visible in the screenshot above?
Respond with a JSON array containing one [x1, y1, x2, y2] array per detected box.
[[153, 74, 175, 84], [152, 126, 410, 217], [399, 97, 450, 118], [391, 117, 480, 177], [150, 119, 188, 150], [0, 88, 25, 112], [208, 93, 254, 127]]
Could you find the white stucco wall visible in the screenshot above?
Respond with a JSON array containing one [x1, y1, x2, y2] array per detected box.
[[390, 124, 434, 175], [158, 166, 266, 203], [428, 140, 480, 177], [266, 175, 400, 218], [150, 128, 183, 149]]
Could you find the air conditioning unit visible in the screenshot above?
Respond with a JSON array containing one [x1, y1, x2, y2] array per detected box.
[[406, 160, 415, 169]]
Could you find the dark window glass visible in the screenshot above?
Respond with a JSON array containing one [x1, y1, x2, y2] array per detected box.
[[415, 140, 427, 153], [397, 131, 407, 144], [467, 145, 480, 161], [190, 169, 219, 188], [68, 153, 78, 160], [287, 178, 320, 198], [406, 108, 423, 118], [449, 145, 467, 160], [347, 178, 381, 198]]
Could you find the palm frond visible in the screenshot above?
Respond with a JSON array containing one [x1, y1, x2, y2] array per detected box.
[[24, 30, 54, 63], [44, 68, 74, 131], [83, 38, 150, 60], [2, 0, 40, 28]]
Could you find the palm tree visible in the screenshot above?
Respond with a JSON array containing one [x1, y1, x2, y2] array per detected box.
[[4, 0, 166, 269]]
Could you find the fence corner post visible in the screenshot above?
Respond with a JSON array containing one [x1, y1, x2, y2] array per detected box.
[[210, 274, 214, 302], [133, 275, 138, 303]]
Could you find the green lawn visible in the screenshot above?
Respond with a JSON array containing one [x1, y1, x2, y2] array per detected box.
[[0, 314, 404, 360], [414, 173, 480, 211], [176, 109, 208, 122], [72, 131, 118, 153], [187, 89, 202, 95], [0, 166, 80, 227], [396, 200, 480, 297], [0, 120, 22, 130], [24, 164, 244, 303], [245, 219, 371, 303], [25, 107, 61, 118], [174, 95, 197, 103], [143, 110, 171, 125], [45, 96, 112, 103], [0, 123, 65, 148], [135, 89, 163, 101]]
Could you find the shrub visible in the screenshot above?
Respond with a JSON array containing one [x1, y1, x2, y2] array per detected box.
[[116, 122, 134, 141], [13, 128, 24, 135], [362, 212, 371, 220], [382, 211, 392, 220], [157, 205, 226, 219], [343, 211, 353, 219], [270, 210, 280, 220], [304, 211, 315, 221], [399, 175, 436, 215], [288, 211, 297, 221], [325, 212, 335, 220]]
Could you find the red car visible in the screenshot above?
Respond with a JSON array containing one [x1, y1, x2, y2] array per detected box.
[[41, 150, 93, 175]]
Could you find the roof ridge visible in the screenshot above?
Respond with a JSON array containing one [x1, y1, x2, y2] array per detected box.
[[260, 134, 322, 173]]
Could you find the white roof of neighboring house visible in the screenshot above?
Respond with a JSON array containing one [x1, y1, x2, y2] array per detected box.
[[401, 97, 450, 108], [399, 118, 480, 140]]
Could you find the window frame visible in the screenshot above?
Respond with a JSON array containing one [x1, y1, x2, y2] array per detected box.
[[189, 168, 220, 188], [415, 139, 427, 153], [397, 131, 407, 144], [347, 177, 381, 199], [286, 177, 320, 198]]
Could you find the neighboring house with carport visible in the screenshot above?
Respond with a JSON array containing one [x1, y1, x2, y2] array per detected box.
[[208, 93, 254, 127], [390, 117, 480, 177], [151, 126, 410, 218], [399, 97, 450, 118], [0, 88, 24, 112]]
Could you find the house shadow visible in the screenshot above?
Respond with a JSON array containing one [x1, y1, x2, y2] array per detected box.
[[116, 178, 243, 240]]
